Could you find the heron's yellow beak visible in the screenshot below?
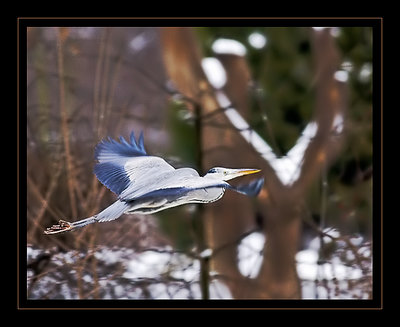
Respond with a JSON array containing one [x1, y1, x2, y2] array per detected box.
[[235, 169, 262, 177], [216, 168, 262, 181]]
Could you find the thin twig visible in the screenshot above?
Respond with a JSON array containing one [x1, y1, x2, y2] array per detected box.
[[57, 28, 77, 219]]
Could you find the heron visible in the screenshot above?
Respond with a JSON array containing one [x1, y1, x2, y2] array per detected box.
[[44, 131, 264, 235]]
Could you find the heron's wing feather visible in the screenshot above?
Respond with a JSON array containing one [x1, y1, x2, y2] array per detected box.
[[94, 161, 133, 195], [129, 180, 229, 203], [93, 131, 175, 195], [228, 178, 264, 197], [119, 167, 198, 200], [94, 131, 147, 162]]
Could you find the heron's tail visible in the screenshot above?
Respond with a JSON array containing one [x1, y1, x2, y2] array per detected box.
[[68, 200, 129, 225], [95, 200, 129, 222]]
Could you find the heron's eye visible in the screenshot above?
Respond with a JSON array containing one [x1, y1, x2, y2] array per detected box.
[[223, 171, 227, 175]]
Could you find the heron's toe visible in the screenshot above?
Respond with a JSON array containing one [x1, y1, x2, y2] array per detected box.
[[44, 220, 72, 235]]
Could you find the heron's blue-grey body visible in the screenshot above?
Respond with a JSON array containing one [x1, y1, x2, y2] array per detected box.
[[44, 131, 263, 234]]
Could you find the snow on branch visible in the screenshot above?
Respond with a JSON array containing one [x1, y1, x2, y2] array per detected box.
[[201, 32, 346, 188], [202, 55, 318, 187]]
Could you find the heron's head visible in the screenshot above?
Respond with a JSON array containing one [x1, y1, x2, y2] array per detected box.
[[204, 167, 261, 181]]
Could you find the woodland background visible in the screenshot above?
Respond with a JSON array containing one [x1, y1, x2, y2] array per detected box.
[[25, 25, 373, 300]]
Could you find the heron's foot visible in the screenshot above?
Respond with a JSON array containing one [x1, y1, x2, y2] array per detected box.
[[44, 220, 74, 235]]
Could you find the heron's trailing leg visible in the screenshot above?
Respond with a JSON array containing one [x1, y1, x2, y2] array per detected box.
[[44, 216, 98, 235]]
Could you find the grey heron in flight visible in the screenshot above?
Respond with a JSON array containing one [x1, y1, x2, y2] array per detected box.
[[44, 131, 264, 234]]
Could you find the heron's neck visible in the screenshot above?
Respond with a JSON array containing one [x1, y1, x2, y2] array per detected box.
[[203, 173, 223, 180]]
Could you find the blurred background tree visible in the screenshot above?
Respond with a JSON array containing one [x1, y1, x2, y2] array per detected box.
[[196, 26, 372, 252], [25, 24, 373, 300]]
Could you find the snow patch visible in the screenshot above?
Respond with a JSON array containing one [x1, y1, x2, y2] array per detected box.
[[237, 231, 265, 278], [212, 38, 247, 56]]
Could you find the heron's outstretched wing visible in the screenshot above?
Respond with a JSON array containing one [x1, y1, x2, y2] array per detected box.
[[93, 131, 175, 195]]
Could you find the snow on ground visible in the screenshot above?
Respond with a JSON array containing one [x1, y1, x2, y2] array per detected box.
[[27, 228, 370, 299], [27, 244, 231, 299], [296, 229, 372, 299]]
